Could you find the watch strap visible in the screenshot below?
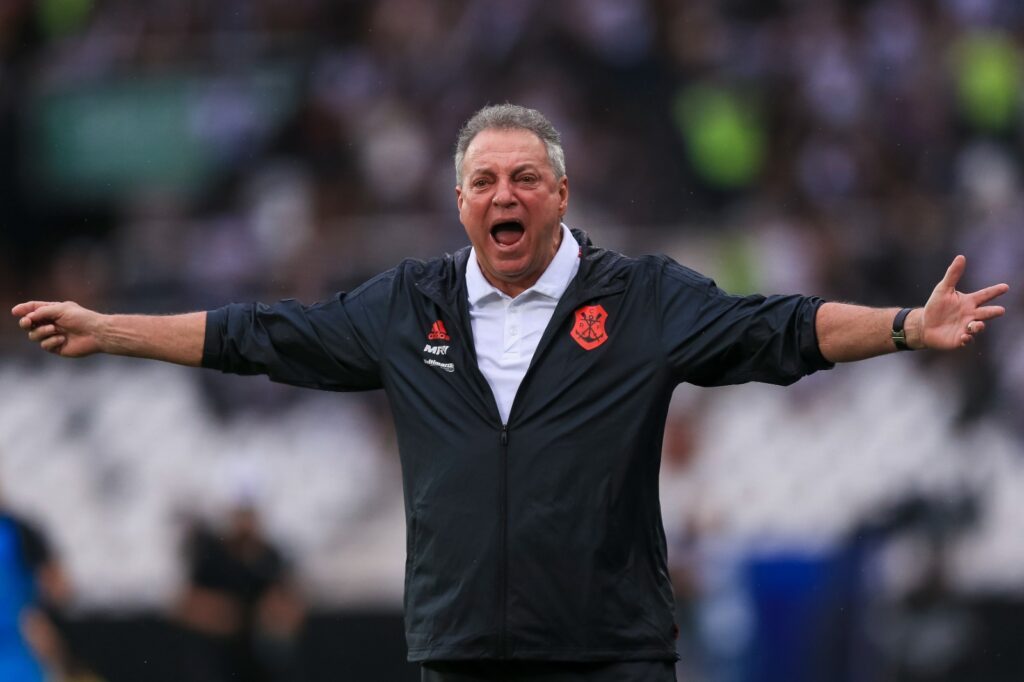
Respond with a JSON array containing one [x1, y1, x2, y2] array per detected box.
[[891, 307, 914, 351]]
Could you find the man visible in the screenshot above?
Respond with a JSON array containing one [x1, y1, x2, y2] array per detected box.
[[11, 104, 1009, 682], [176, 503, 304, 682]]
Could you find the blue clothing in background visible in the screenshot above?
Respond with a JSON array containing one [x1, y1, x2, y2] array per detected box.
[[0, 514, 47, 682]]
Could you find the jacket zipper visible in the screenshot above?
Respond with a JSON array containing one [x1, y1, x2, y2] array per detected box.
[[499, 423, 509, 658], [495, 292, 622, 658]]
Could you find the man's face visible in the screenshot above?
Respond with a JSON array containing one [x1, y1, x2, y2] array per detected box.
[[456, 128, 569, 298]]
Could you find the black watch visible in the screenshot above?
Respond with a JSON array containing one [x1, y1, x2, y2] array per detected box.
[[891, 307, 915, 351]]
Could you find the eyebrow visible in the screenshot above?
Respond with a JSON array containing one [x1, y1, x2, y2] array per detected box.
[[468, 163, 540, 178]]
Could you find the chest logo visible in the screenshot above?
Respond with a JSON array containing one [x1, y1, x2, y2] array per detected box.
[[570, 304, 609, 351], [423, 320, 455, 372], [428, 320, 451, 341]]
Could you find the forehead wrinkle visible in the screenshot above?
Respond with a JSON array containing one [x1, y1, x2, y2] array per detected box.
[[466, 158, 541, 179], [511, 162, 539, 174], [466, 130, 547, 159]]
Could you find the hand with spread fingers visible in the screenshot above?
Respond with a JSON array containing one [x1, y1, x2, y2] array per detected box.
[[11, 301, 104, 358], [920, 255, 1010, 350]]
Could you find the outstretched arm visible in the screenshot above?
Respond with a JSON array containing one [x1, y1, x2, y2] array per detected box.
[[11, 301, 206, 367], [817, 255, 1010, 363]]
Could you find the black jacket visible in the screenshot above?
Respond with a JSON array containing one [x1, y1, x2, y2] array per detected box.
[[203, 230, 832, 662]]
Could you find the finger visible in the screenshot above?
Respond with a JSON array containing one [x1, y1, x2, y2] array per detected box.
[[40, 335, 65, 353], [967, 321, 985, 335], [21, 304, 63, 328], [27, 324, 59, 342], [11, 301, 59, 317], [970, 282, 1010, 306], [974, 305, 1006, 321], [939, 255, 966, 290]]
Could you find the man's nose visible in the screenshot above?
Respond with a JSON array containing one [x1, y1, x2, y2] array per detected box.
[[492, 178, 517, 207]]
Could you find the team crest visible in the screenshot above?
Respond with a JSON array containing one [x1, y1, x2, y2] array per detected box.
[[570, 304, 609, 351]]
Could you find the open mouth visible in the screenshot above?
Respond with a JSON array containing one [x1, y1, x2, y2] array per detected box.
[[490, 220, 525, 247]]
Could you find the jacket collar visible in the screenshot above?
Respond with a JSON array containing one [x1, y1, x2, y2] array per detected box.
[[567, 228, 628, 300]]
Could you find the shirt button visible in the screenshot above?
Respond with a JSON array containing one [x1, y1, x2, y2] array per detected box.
[[509, 327, 518, 335]]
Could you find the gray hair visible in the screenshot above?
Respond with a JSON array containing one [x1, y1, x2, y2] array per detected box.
[[454, 104, 566, 185]]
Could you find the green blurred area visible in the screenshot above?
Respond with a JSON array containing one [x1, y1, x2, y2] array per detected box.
[[28, 69, 301, 201], [715, 234, 760, 295], [673, 84, 765, 189], [952, 31, 1022, 132], [37, 0, 94, 39]]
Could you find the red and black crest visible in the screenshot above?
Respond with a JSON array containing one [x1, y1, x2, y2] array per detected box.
[[570, 304, 609, 351]]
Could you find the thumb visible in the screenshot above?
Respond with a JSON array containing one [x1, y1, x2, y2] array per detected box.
[[11, 301, 60, 318], [18, 303, 66, 330], [939, 255, 966, 290]]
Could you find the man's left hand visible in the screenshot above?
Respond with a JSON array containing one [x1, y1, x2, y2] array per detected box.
[[918, 255, 1010, 350]]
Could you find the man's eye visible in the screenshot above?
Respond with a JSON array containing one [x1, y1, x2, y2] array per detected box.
[[519, 175, 537, 184], [473, 179, 489, 188]]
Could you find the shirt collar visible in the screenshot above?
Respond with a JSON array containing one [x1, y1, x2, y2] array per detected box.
[[466, 223, 580, 305]]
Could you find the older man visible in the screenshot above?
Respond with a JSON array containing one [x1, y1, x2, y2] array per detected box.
[[12, 104, 1009, 682]]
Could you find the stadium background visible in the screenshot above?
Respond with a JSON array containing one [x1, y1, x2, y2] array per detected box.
[[1, 0, 1023, 680]]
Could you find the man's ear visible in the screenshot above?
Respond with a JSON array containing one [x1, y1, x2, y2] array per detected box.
[[455, 185, 463, 212], [558, 176, 569, 216]]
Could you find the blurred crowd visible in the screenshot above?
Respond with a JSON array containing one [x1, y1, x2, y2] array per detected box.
[[1, 0, 1022, 431]]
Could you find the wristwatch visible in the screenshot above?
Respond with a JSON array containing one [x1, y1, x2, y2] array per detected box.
[[891, 307, 915, 351]]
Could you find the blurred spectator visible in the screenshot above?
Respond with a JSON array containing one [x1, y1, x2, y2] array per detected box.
[[0, 483, 99, 681], [176, 503, 304, 682]]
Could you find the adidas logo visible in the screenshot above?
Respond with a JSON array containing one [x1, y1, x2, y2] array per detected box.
[[428, 320, 451, 341]]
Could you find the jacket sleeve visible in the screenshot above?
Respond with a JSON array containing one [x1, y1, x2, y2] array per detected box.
[[201, 270, 391, 391], [658, 259, 834, 387]]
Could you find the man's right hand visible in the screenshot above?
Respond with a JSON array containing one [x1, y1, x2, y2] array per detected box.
[[12, 301, 104, 357], [11, 302, 207, 366]]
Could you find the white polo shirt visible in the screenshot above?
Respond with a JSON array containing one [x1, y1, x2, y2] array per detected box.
[[466, 224, 580, 423]]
